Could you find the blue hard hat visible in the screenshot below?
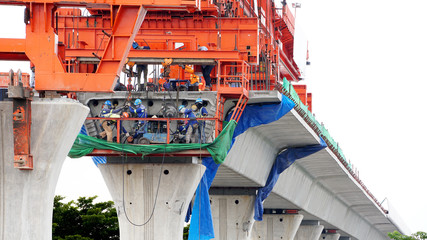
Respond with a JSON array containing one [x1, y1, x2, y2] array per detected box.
[[195, 98, 203, 104], [104, 100, 112, 106], [134, 99, 142, 105], [178, 105, 185, 111]]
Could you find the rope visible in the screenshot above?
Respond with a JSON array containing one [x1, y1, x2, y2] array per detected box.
[[120, 142, 167, 227], [198, 125, 203, 240]]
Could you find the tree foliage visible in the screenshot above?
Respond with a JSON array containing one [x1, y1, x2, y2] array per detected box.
[[388, 231, 427, 240], [52, 195, 119, 240], [183, 225, 189, 240]]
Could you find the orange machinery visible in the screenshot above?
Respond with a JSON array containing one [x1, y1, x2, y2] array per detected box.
[[0, 0, 303, 169], [0, 72, 30, 88], [0, 0, 199, 169], [0, 0, 301, 93]]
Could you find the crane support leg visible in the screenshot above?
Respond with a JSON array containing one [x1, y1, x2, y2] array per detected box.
[[25, 4, 147, 92]]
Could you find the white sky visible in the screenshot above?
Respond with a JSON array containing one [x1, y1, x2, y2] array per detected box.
[[1, 0, 427, 234]]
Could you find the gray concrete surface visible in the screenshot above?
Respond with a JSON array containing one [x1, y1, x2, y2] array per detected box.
[[214, 109, 399, 239], [251, 214, 303, 240], [210, 195, 255, 240], [294, 225, 324, 240], [0, 99, 89, 240], [76, 91, 405, 239], [320, 233, 341, 240], [98, 163, 205, 240]]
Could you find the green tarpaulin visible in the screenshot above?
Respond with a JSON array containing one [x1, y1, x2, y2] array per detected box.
[[68, 120, 237, 164]]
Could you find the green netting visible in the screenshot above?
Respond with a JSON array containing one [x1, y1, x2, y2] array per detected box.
[[282, 78, 350, 169], [68, 120, 237, 164]]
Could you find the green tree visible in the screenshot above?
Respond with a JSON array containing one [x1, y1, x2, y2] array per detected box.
[[53, 195, 119, 240], [183, 225, 190, 240], [388, 231, 427, 240]]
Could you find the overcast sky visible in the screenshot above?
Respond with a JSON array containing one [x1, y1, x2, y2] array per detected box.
[[1, 0, 427, 234]]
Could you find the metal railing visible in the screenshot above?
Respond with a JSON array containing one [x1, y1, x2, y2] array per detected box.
[[86, 116, 218, 144], [216, 60, 250, 90], [274, 5, 295, 35], [275, 82, 388, 214]]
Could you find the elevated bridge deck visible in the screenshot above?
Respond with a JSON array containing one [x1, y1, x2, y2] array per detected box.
[[77, 89, 404, 239]]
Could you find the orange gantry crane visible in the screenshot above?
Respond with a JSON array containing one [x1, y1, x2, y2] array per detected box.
[[0, 0, 303, 169]]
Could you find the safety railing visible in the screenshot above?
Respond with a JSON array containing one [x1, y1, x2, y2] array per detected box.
[[274, 5, 295, 36], [276, 79, 388, 214], [216, 60, 250, 90], [86, 116, 218, 145]]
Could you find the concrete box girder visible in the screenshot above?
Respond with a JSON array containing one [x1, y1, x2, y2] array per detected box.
[[74, 91, 403, 239], [213, 109, 399, 239]]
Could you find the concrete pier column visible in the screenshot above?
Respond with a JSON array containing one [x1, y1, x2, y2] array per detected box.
[[319, 233, 340, 240], [209, 188, 256, 240], [294, 221, 324, 240], [98, 162, 205, 240], [251, 213, 303, 240], [0, 99, 89, 240]]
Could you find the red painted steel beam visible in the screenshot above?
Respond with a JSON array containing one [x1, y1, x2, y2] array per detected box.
[[130, 50, 241, 60], [0, 39, 28, 61], [0, 0, 200, 9], [67, 49, 241, 60], [87, 149, 211, 157]]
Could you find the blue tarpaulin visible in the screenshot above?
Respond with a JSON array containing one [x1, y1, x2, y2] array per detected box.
[[232, 94, 296, 138], [188, 94, 295, 239], [188, 157, 220, 240], [254, 137, 327, 221], [79, 125, 106, 165]]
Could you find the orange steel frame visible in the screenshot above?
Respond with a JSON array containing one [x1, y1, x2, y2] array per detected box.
[[0, 0, 301, 92], [0, 0, 302, 165], [0, 0, 201, 92]]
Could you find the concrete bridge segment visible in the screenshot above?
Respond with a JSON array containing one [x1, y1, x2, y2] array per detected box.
[[73, 90, 405, 240], [212, 91, 403, 240]]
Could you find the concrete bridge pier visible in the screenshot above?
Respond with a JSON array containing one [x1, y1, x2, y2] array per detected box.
[[98, 157, 205, 240], [209, 188, 256, 240], [319, 233, 341, 240], [294, 221, 324, 240], [0, 99, 89, 240], [251, 212, 303, 240]]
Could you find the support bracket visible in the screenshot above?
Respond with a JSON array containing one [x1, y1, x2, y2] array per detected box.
[[8, 70, 34, 170]]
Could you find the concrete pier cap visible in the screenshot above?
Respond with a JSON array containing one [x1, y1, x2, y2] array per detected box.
[[251, 212, 303, 240], [209, 187, 257, 240], [319, 233, 341, 240], [294, 221, 324, 240], [98, 156, 206, 240], [0, 98, 89, 240]]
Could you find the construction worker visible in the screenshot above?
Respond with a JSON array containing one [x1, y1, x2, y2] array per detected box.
[[198, 46, 214, 91], [99, 100, 124, 142], [129, 98, 147, 132], [136, 64, 148, 91], [172, 120, 187, 143], [179, 105, 198, 143], [194, 98, 208, 143], [132, 41, 151, 91]]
